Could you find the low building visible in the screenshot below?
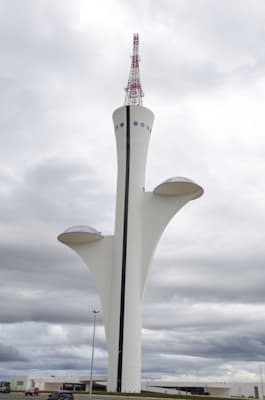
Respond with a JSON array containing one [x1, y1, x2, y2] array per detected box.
[[10, 375, 85, 392], [10, 375, 265, 398], [142, 380, 265, 398]]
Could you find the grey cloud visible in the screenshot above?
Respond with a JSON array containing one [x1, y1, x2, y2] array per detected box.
[[0, 246, 100, 324], [0, 292, 97, 325], [141, 326, 265, 375], [0, 1, 90, 79], [0, 343, 27, 362], [133, 1, 265, 100], [0, 157, 115, 228], [144, 256, 265, 304], [0, 323, 107, 375]]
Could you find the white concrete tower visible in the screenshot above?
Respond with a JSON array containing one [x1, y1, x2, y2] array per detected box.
[[58, 34, 203, 393]]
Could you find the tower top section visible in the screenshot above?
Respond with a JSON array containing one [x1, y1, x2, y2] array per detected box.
[[124, 33, 144, 106]]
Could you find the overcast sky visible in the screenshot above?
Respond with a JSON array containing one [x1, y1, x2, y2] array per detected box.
[[1, 0, 265, 384]]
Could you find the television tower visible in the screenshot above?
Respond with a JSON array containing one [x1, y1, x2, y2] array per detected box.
[[58, 34, 203, 393]]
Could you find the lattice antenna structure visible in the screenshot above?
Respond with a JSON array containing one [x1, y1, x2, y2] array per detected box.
[[124, 33, 144, 106]]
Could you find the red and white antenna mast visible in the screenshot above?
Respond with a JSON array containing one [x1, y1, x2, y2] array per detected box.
[[124, 33, 144, 106]]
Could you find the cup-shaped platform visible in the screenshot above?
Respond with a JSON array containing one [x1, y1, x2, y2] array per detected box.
[[154, 177, 203, 199], [58, 225, 103, 245]]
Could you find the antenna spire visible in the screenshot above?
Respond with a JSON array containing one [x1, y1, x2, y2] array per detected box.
[[124, 33, 144, 106]]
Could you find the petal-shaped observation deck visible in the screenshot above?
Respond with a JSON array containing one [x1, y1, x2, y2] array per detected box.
[[154, 177, 203, 199], [57, 225, 103, 245]]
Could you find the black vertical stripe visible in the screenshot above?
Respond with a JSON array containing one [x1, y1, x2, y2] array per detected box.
[[117, 106, 130, 392]]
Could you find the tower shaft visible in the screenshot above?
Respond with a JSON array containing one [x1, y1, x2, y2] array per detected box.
[[112, 105, 154, 392]]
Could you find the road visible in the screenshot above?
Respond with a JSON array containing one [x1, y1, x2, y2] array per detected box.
[[0, 394, 166, 400]]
